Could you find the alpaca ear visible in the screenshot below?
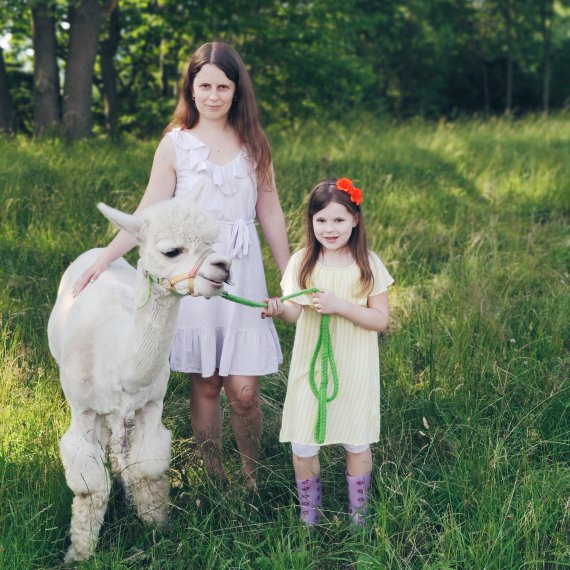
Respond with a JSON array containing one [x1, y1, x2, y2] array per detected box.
[[97, 203, 146, 243]]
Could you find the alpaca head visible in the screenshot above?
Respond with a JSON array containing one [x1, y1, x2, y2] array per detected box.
[[98, 198, 231, 297]]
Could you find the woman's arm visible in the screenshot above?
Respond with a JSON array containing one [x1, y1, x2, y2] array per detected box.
[[255, 165, 290, 275], [312, 291, 390, 332], [72, 136, 177, 296]]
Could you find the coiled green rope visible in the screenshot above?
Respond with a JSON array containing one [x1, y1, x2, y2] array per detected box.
[[221, 288, 339, 444], [308, 312, 339, 444]]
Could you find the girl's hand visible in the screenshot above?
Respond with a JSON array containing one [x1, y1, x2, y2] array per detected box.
[[312, 290, 342, 315], [261, 297, 284, 319], [72, 260, 109, 297]]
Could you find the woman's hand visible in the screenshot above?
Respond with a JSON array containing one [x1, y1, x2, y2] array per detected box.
[[312, 290, 342, 315], [72, 260, 110, 297], [261, 297, 285, 319]]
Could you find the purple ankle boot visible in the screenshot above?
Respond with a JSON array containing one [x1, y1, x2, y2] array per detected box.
[[295, 475, 322, 525], [347, 472, 371, 526]]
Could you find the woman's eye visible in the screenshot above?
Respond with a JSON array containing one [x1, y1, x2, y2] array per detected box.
[[163, 248, 183, 258]]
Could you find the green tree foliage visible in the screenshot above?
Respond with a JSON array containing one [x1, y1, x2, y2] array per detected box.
[[2, 0, 570, 135]]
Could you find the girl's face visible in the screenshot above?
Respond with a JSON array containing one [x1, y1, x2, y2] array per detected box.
[[312, 201, 358, 253], [192, 64, 236, 121]]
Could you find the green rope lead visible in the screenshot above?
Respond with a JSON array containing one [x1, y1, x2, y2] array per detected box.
[[220, 288, 320, 308], [220, 291, 268, 308], [308, 313, 339, 444], [138, 272, 160, 309], [221, 287, 338, 444]]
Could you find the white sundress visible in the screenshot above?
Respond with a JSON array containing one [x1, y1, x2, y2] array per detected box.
[[166, 128, 282, 377]]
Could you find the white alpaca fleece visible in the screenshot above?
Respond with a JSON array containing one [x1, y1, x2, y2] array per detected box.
[[48, 196, 230, 563]]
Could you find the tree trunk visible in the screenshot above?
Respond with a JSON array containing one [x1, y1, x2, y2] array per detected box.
[[63, 0, 114, 140], [540, 0, 553, 115], [0, 47, 14, 132], [100, 3, 121, 133], [32, 1, 61, 136], [503, 0, 513, 115], [482, 59, 490, 115], [160, 39, 169, 97]]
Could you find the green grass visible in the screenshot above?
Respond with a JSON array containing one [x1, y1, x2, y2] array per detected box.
[[1, 115, 569, 568]]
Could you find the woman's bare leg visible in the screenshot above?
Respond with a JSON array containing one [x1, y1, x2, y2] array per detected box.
[[224, 375, 262, 487], [189, 373, 227, 481]]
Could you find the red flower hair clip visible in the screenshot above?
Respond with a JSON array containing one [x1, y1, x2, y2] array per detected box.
[[336, 177, 363, 206]]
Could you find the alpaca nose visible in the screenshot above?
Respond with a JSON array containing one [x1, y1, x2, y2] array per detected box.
[[204, 255, 231, 284], [215, 259, 231, 272], [214, 260, 231, 283]]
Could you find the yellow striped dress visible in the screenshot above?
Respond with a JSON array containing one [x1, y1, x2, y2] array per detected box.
[[279, 249, 394, 446]]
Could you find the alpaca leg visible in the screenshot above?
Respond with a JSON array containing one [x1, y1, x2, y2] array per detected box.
[[106, 414, 136, 502], [60, 413, 111, 562], [127, 401, 172, 526], [65, 492, 109, 563]]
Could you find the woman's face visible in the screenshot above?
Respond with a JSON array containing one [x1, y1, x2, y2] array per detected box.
[[192, 64, 236, 122]]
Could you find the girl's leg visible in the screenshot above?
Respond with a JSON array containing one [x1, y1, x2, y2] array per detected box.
[[345, 445, 373, 526], [189, 373, 226, 480], [292, 445, 322, 525], [346, 445, 372, 477], [223, 375, 262, 487], [292, 449, 321, 480]]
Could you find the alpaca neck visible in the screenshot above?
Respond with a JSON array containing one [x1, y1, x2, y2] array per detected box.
[[122, 264, 180, 391]]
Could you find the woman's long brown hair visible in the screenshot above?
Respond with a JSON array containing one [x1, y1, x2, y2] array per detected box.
[[165, 42, 272, 186], [299, 178, 374, 296]]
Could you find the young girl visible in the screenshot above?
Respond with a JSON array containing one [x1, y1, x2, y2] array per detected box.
[[262, 177, 393, 525], [72, 42, 290, 488]]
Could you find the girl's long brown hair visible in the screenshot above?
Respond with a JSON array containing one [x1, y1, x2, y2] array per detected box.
[[165, 42, 272, 186], [299, 178, 374, 296]]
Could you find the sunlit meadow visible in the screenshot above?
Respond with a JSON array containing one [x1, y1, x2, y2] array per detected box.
[[1, 115, 568, 568]]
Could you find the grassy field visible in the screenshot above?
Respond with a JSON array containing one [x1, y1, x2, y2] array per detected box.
[[0, 116, 568, 569]]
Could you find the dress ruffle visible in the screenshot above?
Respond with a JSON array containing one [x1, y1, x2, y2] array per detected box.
[[170, 325, 282, 377], [170, 128, 250, 196], [170, 128, 210, 173]]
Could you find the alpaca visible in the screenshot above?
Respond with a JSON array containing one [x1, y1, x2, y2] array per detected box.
[[47, 197, 231, 562]]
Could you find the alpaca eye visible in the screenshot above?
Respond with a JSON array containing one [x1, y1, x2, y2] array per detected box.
[[163, 248, 183, 258]]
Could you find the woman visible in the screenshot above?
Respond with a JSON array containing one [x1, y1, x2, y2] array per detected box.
[[74, 42, 290, 487]]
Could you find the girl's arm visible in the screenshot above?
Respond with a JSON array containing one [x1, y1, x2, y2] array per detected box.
[[261, 298, 302, 323], [255, 164, 290, 275], [72, 136, 177, 296], [312, 291, 389, 332]]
